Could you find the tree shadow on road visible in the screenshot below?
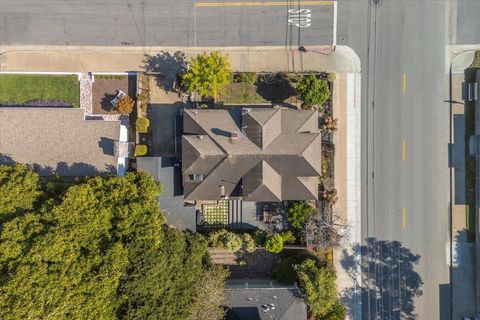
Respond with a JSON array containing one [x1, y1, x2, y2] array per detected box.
[[340, 238, 423, 320], [142, 51, 187, 92]]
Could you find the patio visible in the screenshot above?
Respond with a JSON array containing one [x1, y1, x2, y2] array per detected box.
[[91, 75, 136, 115], [197, 200, 286, 231]]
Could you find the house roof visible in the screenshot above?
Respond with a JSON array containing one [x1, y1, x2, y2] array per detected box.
[[225, 286, 307, 320], [182, 108, 321, 201], [0, 108, 120, 176]]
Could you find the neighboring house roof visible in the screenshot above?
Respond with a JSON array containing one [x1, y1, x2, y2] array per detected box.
[[136, 157, 197, 231], [182, 108, 321, 201], [0, 108, 120, 176], [225, 281, 307, 320]]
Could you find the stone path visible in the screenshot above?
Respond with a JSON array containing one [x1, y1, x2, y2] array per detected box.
[[79, 72, 92, 114]]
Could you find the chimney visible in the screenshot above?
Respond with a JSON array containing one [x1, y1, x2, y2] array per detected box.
[[219, 185, 226, 198], [229, 131, 239, 143]]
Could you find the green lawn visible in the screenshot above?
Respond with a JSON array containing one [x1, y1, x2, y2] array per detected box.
[[0, 74, 80, 107]]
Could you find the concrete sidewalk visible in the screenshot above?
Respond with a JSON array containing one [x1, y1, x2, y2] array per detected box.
[[333, 73, 362, 320], [0, 45, 359, 74]]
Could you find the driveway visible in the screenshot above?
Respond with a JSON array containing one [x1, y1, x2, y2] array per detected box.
[[150, 103, 184, 158]]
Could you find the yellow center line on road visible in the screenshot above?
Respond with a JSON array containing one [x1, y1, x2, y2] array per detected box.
[[402, 140, 406, 161], [402, 208, 407, 229], [195, 1, 334, 7], [402, 73, 407, 95]]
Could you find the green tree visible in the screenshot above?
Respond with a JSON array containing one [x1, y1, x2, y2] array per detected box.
[[265, 233, 284, 253], [294, 259, 339, 318], [182, 51, 231, 99], [0, 168, 226, 320], [286, 201, 314, 229], [0, 163, 41, 218], [296, 74, 330, 109], [187, 266, 229, 320]]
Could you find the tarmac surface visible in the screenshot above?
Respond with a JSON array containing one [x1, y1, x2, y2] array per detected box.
[[360, 1, 451, 319], [0, 0, 334, 47]]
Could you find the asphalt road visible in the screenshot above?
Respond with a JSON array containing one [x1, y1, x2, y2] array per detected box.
[[0, 0, 334, 47], [455, 0, 480, 44], [359, 0, 451, 319]]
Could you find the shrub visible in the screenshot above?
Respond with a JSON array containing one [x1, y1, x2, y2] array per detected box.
[[296, 74, 330, 108], [286, 201, 314, 230], [265, 234, 284, 253], [117, 95, 134, 114], [135, 144, 148, 156], [137, 92, 149, 106], [241, 233, 256, 252], [238, 72, 257, 85], [95, 74, 126, 80], [209, 229, 242, 252], [327, 73, 336, 83], [219, 232, 242, 252], [136, 117, 150, 133], [280, 231, 295, 244], [253, 229, 268, 246]]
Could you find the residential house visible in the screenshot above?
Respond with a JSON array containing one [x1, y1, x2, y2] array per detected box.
[[182, 108, 322, 202]]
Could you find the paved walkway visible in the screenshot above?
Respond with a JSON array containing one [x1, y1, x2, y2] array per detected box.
[[79, 73, 92, 114], [332, 73, 362, 320], [0, 45, 359, 74]]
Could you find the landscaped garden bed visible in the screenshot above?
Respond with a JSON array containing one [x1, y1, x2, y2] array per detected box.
[[91, 74, 136, 114], [0, 74, 79, 107], [218, 72, 298, 104]]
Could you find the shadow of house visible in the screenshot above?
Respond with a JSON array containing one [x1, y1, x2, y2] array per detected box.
[[99, 137, 115, 156], [340, 238, 423, 320], [143, 51, 187, 91]]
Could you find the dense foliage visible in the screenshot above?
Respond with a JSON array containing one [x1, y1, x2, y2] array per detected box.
[[296, 74, 330, 109], [208, 229, 256, 252], [0, 163, 41, 218], [286, 201, 314, 230], [182, 51, 231, 99], [241, 233, 256, 252], [0, 165, 226, 320], [265, 233, 284, 253], [295, 258, 345, 319]]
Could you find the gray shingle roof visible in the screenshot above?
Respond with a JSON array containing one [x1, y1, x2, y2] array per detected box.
[[225, 285, 307, 320], [0, 108, 120, 176], [182, 108, 321, 201]]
